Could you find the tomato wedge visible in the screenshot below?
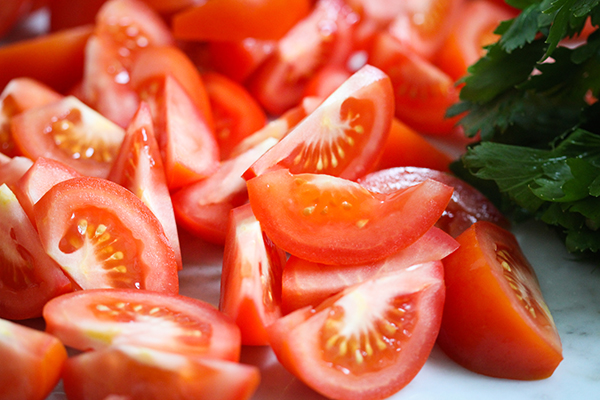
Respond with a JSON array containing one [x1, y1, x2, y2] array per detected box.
[[34, 176, 179, 293], [220, 204, 286, 345], [247, 169, 453, 265], [0, 184, 72, 320], [62, 344, 260, 400], [0, 155, 33, 190], [11, 95, 126, 179], [245, 64, 394, 181], [438, 221, 563, 380], [282, 226, 458, 313], [43, 289, 241, 361], [0, 318, 67, 400], [267, 262, 445, 399], [358, 166, 510, 237]]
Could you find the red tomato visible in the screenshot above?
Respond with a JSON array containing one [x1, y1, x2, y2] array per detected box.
[[369, 32, 462, 136], [172, 138, 277, 245], [0, 78, 63, 158], [43, 288, 242, 361], [0, 0, 30, 38], [14, 157, 80, 225], [10, 95, 126, 179], [374, 118, 453, 172], [0, 155, 33, 190], [247, 0, 359, 115], [434, 0, 516, 81], [138, 74, 220, 189], [34, 176, 179, 293], [303, 64, 353, 100], [0, 184, 71, 320], [282, 226, 458, 313], [206, 38, 275, 83], [172, 0, 311, 42], [220, 204, 286, 345], [0, 25, 92, 93], [245, 65, 394, 181], [108, 102, 182, 269], [63, 344, 259, 400], [247, 169, 453, 265], [267, 262, 445, 399], [0, 318, 67, 400], [358, 166, 510, 237], [202, 72, 267, 160], [48, 0, 107, 31], [438, 222, 563, 379]]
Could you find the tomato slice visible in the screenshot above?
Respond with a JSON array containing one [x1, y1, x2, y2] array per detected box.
[[247, 169, 453, 265], [172, 138, 277, 245], [108, 102, 182, 269], [0, 0, 29, 38], [172, 0, 311, 42], [33, 176, 179, 293], [220, 204, 286, 345], [303, 64, 353, 100], [282, 226, 458, 313], [369, 32, 462, 136], [0, 155, 33, 190], [202, 72, 267, 160], [206, 38, 275, 83], [245, 65, 394, 181], [43, 288, 241, 361], [11, 95, 126, 179], [0, 25, 92, 93], [267, 262, 445, 399], [0, 184, 72, 320], [0, 318, 67, 400], [62, 344, 260, 400], [358, 166, 510, 237], [0, 78, 63, 158], [437, 221, 563, 380], [48, 0, 107, 31]]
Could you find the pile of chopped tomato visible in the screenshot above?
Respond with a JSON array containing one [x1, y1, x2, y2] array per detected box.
[[0, 1, 563, 399]]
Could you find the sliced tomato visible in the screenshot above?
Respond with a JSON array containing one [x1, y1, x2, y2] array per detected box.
[[369, 32, 462, 136], [108, 102, 182, 269], [0, 184, 72, 320], [0, 78, 63, 158], [43, 288, 241, 361], [202, 72, 267, 160], [206, 38, 276, 83], [0, 156, 33, 190], [282, 226, 457, 313], [48, 0, 107, 31], [172, 138, 277, 245], [33, 176, 179, 293], [247, 169, 453, 265], [438, 221, 563, 379], [245, 65, 394, 180], [0, 0, 30, 38], [14, 157, 80, 225], [172, 0, 311, 42], [303, 64, 353, 100], [267, 263, 445, 399], [0, 318, 67, 400], [434, 0, 516, 81], [373, 118, 453, 172], [10, 95, 125, 179], [0, 25, 92, 93], [358, 166, 510, 237], [220, 204, 286, 345], [247, 0, 359, 115]]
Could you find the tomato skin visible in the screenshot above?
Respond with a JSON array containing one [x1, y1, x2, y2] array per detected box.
[[43, 288, 242, 361], [0, 184, 72, 320], [358, 166, 510, 237], [62, 344, 260, 400], [247, 169, 453, 265], [0, 25, 92, 94], [48, 0, 107, 31], [172, 0, 311, 42], [220, 204, 286, 345], [34, 176, 179, 293], [206, 38, 276, 83], [0, 318, 68, 400], [267, 263, 445, 400], [438, 221, 563, 380], [0, 156, 33, 190]]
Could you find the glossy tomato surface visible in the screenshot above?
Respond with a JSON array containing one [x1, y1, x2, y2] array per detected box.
[[268, 262, 445, 400], [438, 221, 563, 380], [43, 288, 242, 361], [247, 169, 453, 265], [33, 176, 179, 293]]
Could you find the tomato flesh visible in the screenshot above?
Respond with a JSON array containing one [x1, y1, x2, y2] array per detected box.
[[438, 221, 563, 380]]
